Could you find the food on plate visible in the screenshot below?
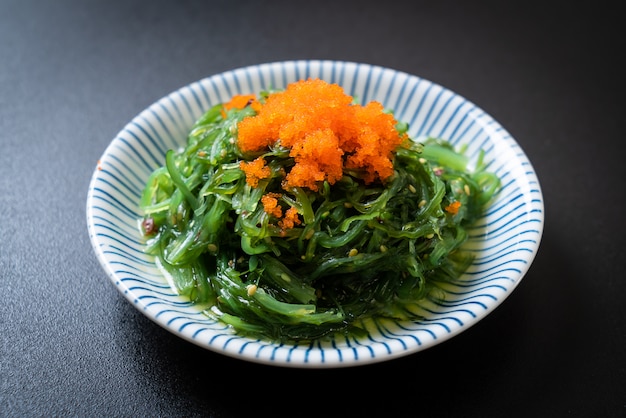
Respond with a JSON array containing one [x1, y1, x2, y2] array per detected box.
[[139, 78, 500, 342]]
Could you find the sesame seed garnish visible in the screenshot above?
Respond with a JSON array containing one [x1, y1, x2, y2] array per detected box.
[[246, 284, 257, 296]]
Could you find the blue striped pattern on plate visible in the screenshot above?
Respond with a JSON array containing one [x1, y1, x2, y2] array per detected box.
[[86, 60, 544, 368]]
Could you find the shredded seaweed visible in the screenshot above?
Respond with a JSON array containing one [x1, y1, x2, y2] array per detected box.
[[139, 79, 501, 342]]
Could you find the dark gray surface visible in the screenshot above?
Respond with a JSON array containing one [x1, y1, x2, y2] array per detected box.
[[1, 0, 624, 416]]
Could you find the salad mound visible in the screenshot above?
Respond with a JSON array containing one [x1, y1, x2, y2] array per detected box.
[[139, 78, 501, 342]]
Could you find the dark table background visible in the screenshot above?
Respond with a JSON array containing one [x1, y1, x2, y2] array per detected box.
[[1, 1, 624, 417]]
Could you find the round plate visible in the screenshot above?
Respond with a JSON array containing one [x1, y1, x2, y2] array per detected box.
[[86, 60, 544, 368]]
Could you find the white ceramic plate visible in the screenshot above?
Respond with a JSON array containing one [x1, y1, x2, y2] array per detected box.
[[86, 60, 544, 368]]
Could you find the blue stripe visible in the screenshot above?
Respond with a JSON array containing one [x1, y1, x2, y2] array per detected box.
[[92, 209, 137, 233], [437, 98, 465, 138], [196, 81, 211, 108], [396, 77, 416, 122], [382, 70, 398, 109], [147, 108, 177, 150], [370, 66, 384, 103], [97, 167, 142, 198], [165, 96, 187, 135], [232, 71, 242, 95], [360, 64, 373, 104], [416, 86, 445, 137], [176, 90, 194, 125], [131, 120, 168, 155], [91, 188, 139, 219], [120, 275, 170, 289], [408, 81, 433, 134], [349, 62, 360, 98]]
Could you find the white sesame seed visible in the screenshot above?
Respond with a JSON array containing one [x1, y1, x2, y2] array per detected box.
[[246, 284, 257, 296]]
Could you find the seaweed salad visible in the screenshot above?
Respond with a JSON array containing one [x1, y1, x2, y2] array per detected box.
[[139, 78, 500, 342]]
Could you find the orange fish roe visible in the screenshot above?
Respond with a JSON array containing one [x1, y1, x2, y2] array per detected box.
[[445, 201, 462, 214], [221, 94, 261, 117], [236, 78, 408, 191], [279, 206, 302, 230], [239, 157, 271, 188], [287, 128, 344, 190], [260, 193, 303, 230], [261, 193, 283, 218]]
